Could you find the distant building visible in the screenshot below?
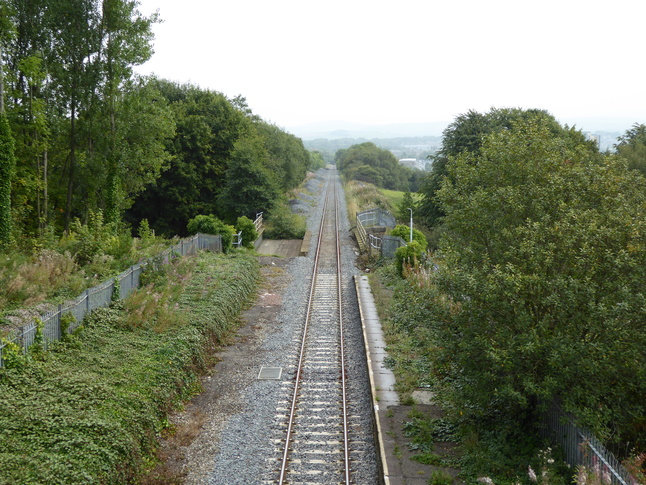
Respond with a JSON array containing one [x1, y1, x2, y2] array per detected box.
[[399, 158, 418, 169], [586, 133, 601, 147]]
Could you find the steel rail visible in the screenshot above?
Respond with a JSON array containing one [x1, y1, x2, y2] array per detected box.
[[277, 170, 351, 484], [334, 178, 351, 484], [277, 172, 330, 483]]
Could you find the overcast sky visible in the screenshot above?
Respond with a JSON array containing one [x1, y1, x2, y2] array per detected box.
[[134, 0, 646, 133]]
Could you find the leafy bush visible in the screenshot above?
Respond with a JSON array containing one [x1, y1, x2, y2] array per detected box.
[[390, 224, 427, 250], [235, 216, 258, 249], [59, 210, 113, 265], [59, 312, 76, 342], [263, 203, 306, 239], [186, 214, 235, 252], [0, 339, 25, 370], [395, 240, 425, 276], [137, 218, 155, 242]]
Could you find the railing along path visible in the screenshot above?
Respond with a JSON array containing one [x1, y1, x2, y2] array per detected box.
[[273, 171, 351, 484]]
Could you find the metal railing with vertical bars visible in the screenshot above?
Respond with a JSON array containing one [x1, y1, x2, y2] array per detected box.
[[540, 401, 639, 485], [0, 233, 222, 367]]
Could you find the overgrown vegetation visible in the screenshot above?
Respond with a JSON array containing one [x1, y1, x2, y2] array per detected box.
[[186, 214, 236, 252], [343, 179, 394, 221], [0, 217, 170, 320], [262, 201, 307, 239], [366, 111, 646, 483], [0, 251, 259, 483]]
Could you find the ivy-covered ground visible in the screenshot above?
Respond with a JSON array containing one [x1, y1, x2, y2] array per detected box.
[[0, 251, 259, 484]]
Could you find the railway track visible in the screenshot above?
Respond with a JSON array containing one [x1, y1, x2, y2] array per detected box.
[[269, 170, 353, 484]]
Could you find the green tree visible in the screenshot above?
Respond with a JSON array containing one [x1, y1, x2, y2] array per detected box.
[[397, 191, 415, 223], [41, 0, 102, 230], [3, 0, 159, 235], [615, 123, 646, 175], [336, 142, 410, 190], [84, 77, 174, 224], [309, 150, 326, 170], [217, 132, 280, 221], [0, 113, 15, 250], [255, 121, 310, 191], [417, 107, 597, 227], [0, 1, 15, 115], [126, 82, 249, 236], [433, 118, 646, 448], [97, 0, 158, 225], [5, 0, 56, 235]]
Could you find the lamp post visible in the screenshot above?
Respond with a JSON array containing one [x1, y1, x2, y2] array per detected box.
[[408, 208, 413, 243]]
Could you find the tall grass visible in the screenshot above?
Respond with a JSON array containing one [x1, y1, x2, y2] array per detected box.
[[344, 180, 394, 222], [0, 217, 173, 321]]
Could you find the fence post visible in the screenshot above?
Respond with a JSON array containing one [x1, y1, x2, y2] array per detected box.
[[86, 289, 90, 313], [58, 303, 63, 339]]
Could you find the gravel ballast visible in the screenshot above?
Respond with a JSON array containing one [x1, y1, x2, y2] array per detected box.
[[164, 169, 378, 484]]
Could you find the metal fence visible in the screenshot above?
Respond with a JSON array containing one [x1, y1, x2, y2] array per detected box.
[[0, 233, 222, 367], [381, 235, 407, 258], [356, 208, 404, 258], [539, 401, 638, 485], [357, 207, 396, 229]]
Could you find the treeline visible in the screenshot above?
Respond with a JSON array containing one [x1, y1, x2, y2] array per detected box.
[[0, 0, 320, 251], [394, 107, 646, 479], [335, 142, 425, 191], [304, 135, 440, 164]]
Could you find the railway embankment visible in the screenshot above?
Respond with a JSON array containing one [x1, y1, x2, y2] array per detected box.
[[0, 252, 259, 484]]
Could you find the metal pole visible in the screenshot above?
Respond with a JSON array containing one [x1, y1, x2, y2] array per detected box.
[[408, 208, 413, 243]]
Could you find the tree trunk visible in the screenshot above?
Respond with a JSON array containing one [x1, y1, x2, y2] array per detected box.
[[65, 99, 76, 232], [42, 149, 48, 231]]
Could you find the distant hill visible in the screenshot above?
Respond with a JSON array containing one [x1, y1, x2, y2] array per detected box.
[[288, 121, 449, 140], [303, 136, 441, 166], [290, 118, 642, 154]]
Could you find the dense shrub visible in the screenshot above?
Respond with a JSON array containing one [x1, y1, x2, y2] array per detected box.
[[235, 216, 259, 249], [187, 214, 235, 252], [394, 240, 425, 276], [263, 203, 306, 239], [389, 224, 427, 249]]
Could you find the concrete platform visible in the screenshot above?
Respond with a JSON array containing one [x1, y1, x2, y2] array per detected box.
[[354, 275, 400, 485], [256, 239, 305, 258]]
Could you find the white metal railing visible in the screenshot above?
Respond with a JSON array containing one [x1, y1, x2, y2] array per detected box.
[[369, 233, 381, 250], [233, 230, 243, 248], [355, 213, 368, 249], [254, 212, 264, 235]]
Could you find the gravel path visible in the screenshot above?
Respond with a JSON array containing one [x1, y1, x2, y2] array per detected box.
[[154, 169, 378, 484]]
